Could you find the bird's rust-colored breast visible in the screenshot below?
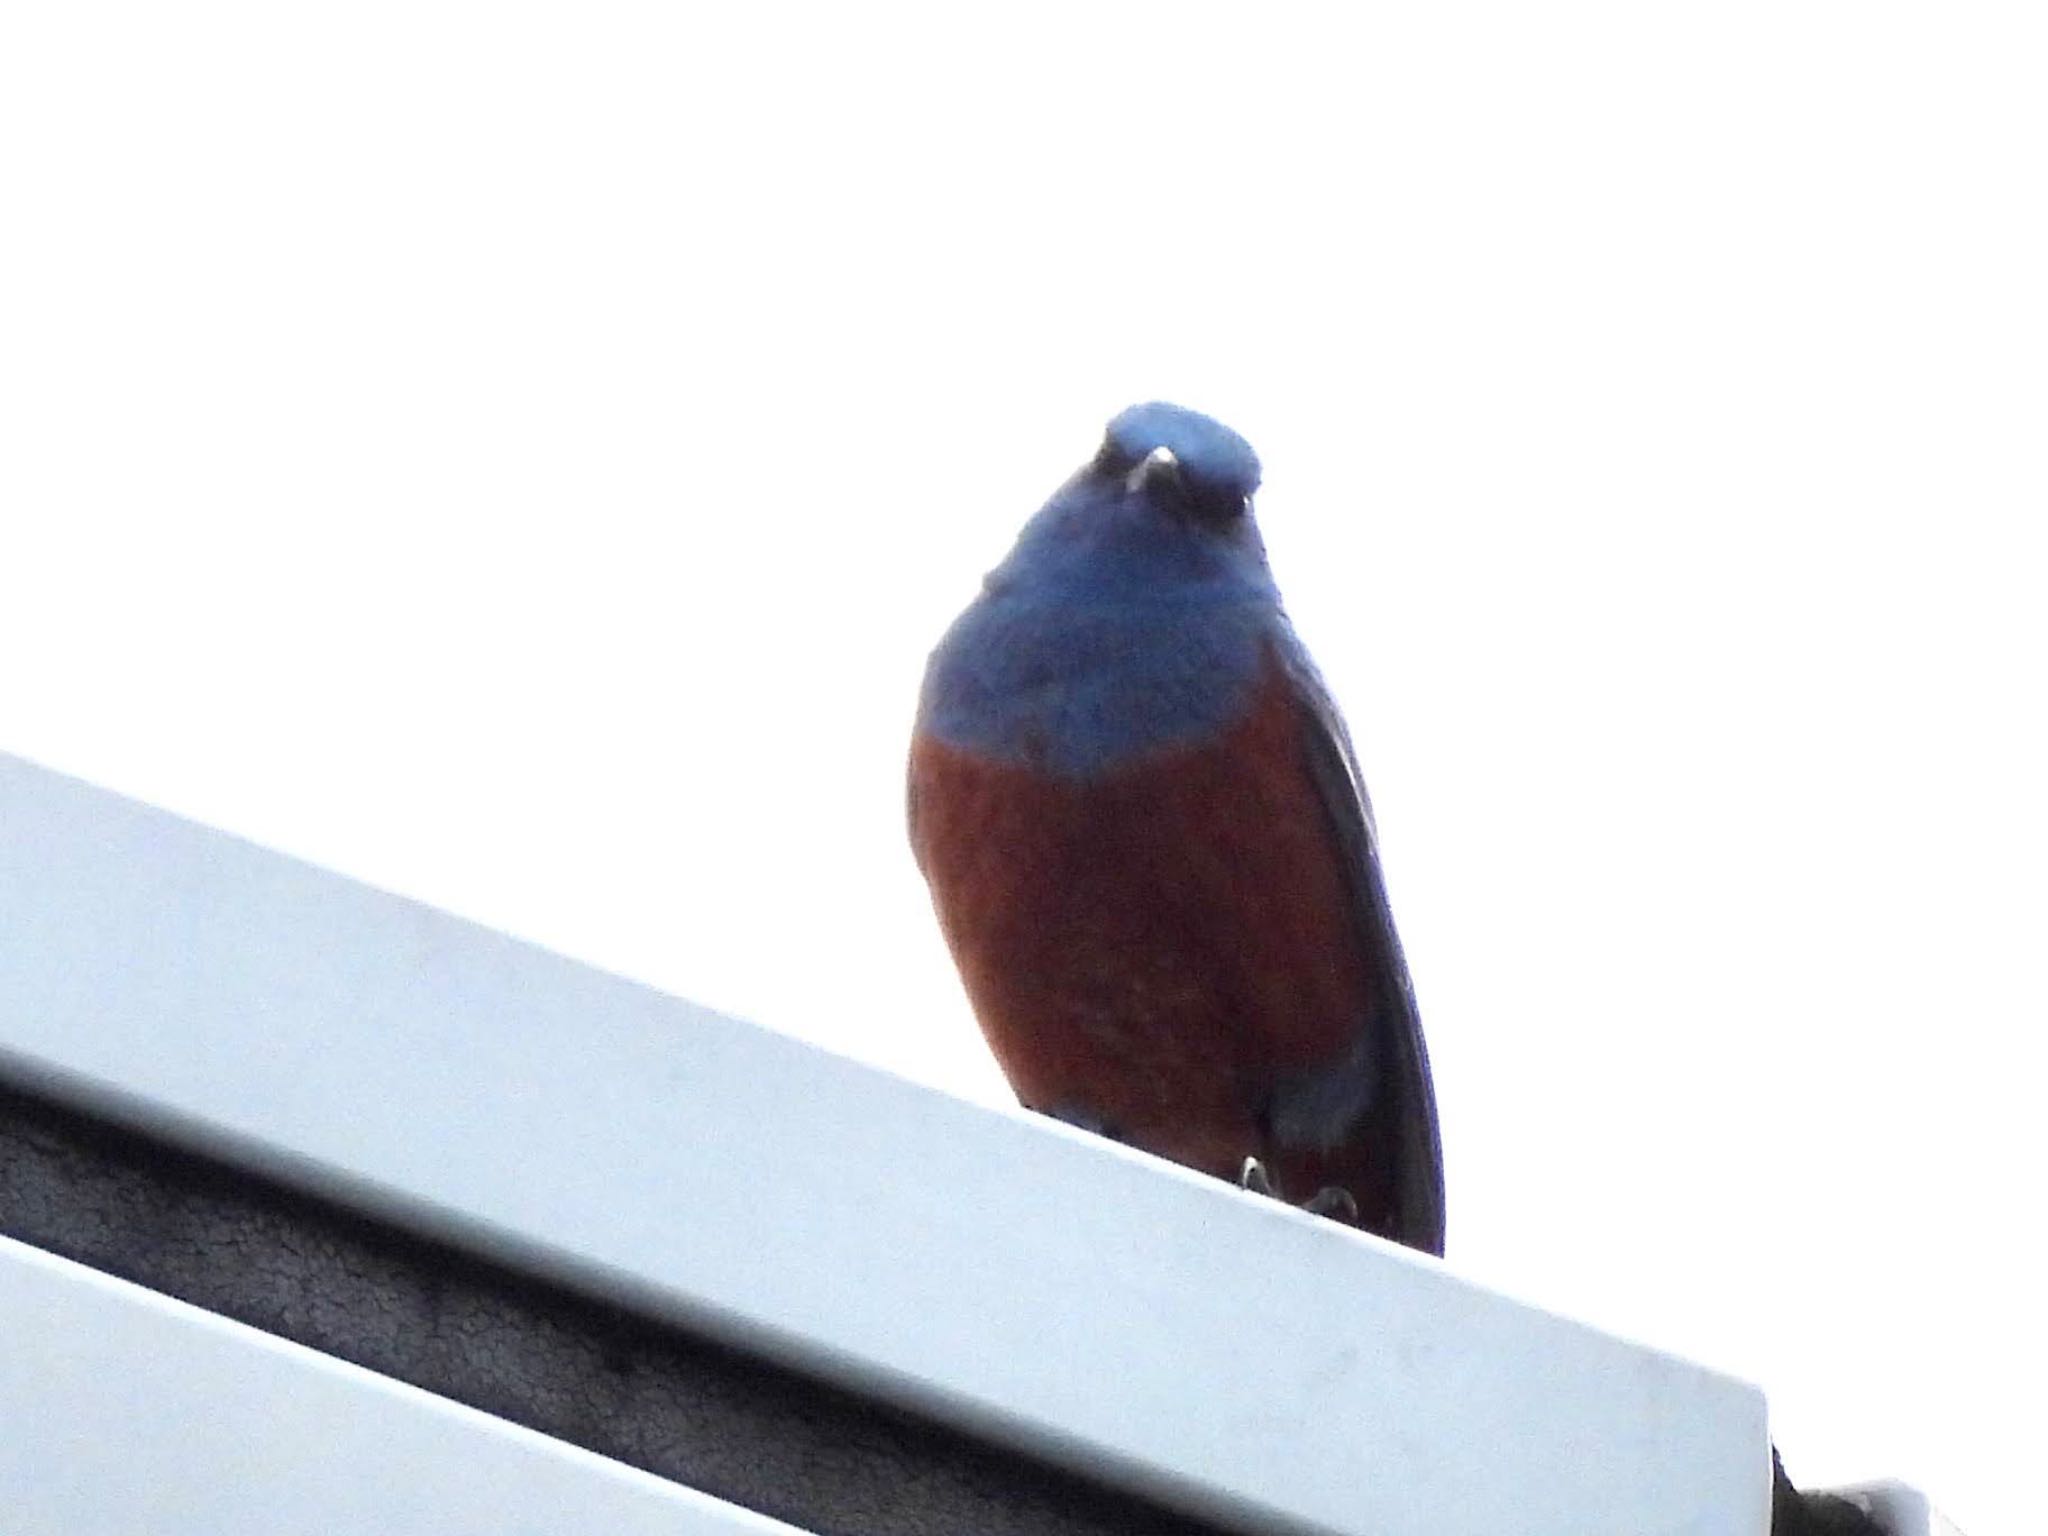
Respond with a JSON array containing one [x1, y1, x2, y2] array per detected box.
[[908, 650, 1383, 1182]]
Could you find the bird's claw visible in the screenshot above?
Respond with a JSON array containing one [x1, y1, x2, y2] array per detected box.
[[1240, 1158, 1361, 1225], [1303, 1184, 1360, 1223]]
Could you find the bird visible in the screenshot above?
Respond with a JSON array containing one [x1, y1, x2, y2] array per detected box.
[[907, 402, 1445, 1255]]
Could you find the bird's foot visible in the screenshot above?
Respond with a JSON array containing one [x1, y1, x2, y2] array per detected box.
[[1239, 1158, 1361, 1225], [1302, 1184, 1359, 1223]]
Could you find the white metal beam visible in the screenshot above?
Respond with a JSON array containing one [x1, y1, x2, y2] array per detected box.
[[0, 1236, 806, 1535], [0, 752, 1769, 1536]]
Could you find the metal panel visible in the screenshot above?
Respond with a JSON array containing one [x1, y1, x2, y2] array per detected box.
[[0, 752, 1770, 1536], [0, 1236, 804, 1536], [0, 1076, 1220, 1536]]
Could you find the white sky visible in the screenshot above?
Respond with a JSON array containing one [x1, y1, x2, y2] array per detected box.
[[3, 6, 2041, 1531]]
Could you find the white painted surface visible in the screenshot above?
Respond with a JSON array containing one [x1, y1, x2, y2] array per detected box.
[[0, 1236, 804, 1536], [0, 752, 1770, 1536]]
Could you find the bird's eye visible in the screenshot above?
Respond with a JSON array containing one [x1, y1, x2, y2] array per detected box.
[[1186, 488, 1250, 529], [1093, 433, 1137, 477]]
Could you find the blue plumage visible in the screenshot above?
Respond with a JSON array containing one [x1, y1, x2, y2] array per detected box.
[[1105, 402, 1262, 496], [920, 404, 1281, 779]]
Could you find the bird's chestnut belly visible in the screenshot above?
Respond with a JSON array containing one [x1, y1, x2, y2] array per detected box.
[[907, 664, 1374, 1176]]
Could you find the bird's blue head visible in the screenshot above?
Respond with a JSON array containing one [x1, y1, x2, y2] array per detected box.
[[1097, 402, 1262, 527], [995, 402, 1275, 602], [919, 401, 1283, 772]]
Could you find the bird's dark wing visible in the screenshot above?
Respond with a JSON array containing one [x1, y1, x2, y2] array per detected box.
[[1276, 630, 1446, 1255]]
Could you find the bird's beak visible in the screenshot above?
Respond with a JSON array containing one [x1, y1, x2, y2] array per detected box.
[[1125, 445, 1184, 496]]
